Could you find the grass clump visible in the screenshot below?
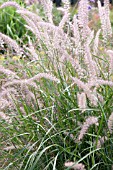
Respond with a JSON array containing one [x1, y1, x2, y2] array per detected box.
[[0, 0, 113, 170]]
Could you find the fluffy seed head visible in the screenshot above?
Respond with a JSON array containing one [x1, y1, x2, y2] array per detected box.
[[65, 162, 86, 170], [78, 116, 98, 141]]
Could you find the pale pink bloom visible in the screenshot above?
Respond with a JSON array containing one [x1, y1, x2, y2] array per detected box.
[[4, 79, 37, 88], [77, 92, 87, 112], [28, 73, 60, 83], [96, 136, 108, 148], [4, 145, 20, 151], [4, 73, 60, 88], [93, 29, 101, 55], [0, 99, 10, 110], [84, 45, 97, 79], [18, 15, 41, 40], [0, 112, 12, 123], [73, 15, 80, 40], [0, 66, 19, 79], [61, 52, 84, 79], [24, 0, 38, 5], [41, 0, 53, 24], [59, 0, 70, 28], [78, 0, 90, 39], [88, 79, 113, 89], [16, 9, 43, 22], [98, 0, 112, 41], [57, 7, 65, 14], [86, 30, 94, 47], [72, 15, 81, 51], [62, 0, 70, 12], [65, 162, 86, 170], [108, 112, 113, 133], [59, 12, 69, 29], [24, 36, 39, 60], [106, 50, 113, 74], [72, 77, 98, 106], [96, 79, 113, 87], [78, 116, 98, 141], [0, 1, 21, 10], [0, 32, 21, 54], [78, 0, 89, 28]]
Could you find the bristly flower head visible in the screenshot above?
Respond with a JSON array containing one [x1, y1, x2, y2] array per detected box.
[[98, 0, 112, 41], [77, 92, 87, 112], [78, 116, 98, 141], [40, 0, 53, 24], [96, 136, 108, 148], [0, 111, 12, 123], [65, 162, 86, 170], [0, 32, 21, 55], [0, 1, 21, 10], [78, 0, 90, 38], [108, 112, 113, 134]]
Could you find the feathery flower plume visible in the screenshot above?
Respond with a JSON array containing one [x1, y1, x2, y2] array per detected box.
[[87, 79, 113, 89], [0, 87, 18, 97], [106, 50, 113, 74], [77, 92, 87, 112], [41, 0, 53, 24], [86, 30, 94, 46], [4, 73, 60, 88], [24, 36, 39, 60], [62, 0, 70, 13], [72, 15, 80, 47], [0, 99, 10, 110], [72, 77, 98, 106], [36, 21, 57, 30], [4, 145, 20, 151], [21, 84, 35, 104], [98, 0, 112, 41], [65, 162, 86, 170], [72, 77, 89, 91], [16, 14, 41, 40], [108, 112, 113, 133], [0, 3, 42, 45], [0, 66, 19, 79], [104, 0, 111, 16], [4, 144, 34, 151], [96, 136, 108, 148], [3, 79, 37, 88], [0, 1, 21, 10], [25, 0, 38, 5], [0, 32, 21, 54], [59, 0, 70, 29], [84, 45, 97, 79], [16, 9, 43, 23], [78, 116, 98, 140], [95, 79, 113, 87], [72, 15, 84, 57], [61, 52, 84, 79], [27, 73, 60, 83], [78, 0, 90, 39], [0, 111, 12, 123], [98, 1, 106, 40], [93, 29, 101, 55], [57, 7, 65, 14], [59, 12, 69, 29], [78, 0, 89, 27]]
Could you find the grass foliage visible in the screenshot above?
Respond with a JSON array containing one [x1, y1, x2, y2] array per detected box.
[[0, 0, 113, 170]]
